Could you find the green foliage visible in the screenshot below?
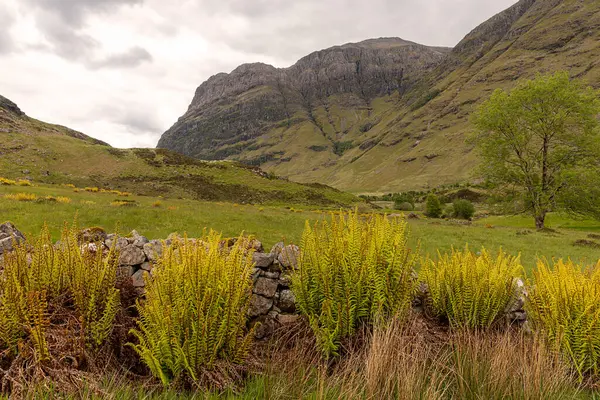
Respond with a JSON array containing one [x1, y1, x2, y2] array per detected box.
[[0, 224, 120, 361], [421, 247, 523, 329], [425, 194, 442, 218], [394, 201, 414, 211], [473, 72, 600, 229], [332, 141, 355, 156], [129, 232, 255, 386], [527, 259, 600, 379], [452, 199, 475, 220], [293, 210, 418, 357]]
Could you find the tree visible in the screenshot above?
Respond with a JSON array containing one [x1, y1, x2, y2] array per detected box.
[[453, 199, 475, 220], [473, 72, 600, 229], [425, 193, 442, 218]]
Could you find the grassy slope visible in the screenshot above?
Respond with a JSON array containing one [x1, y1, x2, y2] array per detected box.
[[227, 0, 600, 193], [0, 107, 358, 207], [2, 183, 599, 272]]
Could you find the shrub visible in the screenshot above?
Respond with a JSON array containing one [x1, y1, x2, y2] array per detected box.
[[4, 193, 37, 201], [0, 177, 17, 185], [85, 187, 100, 193], [453, 199, 475, 220], [0, 224, 120, 362], [527, 259, 600, 379], [151, 200, 162, 208], [425, 193, 442, 218], [394, 201, 414, 211], [421, 247, 522, 329], [129, 232, 256, 387], [56, 196, 72, 204], [293, 210, 418, 357], [16, 179, 32, 187], [111, 200, 138, 207]]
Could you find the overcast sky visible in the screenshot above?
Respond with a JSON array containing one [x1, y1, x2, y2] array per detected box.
[[0, 0, 517, 148]]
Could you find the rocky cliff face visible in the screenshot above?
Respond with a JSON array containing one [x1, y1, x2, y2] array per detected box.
[[159, 0, 600, 193], [158, 38, 449, 159], [0, 95, 24, 117]]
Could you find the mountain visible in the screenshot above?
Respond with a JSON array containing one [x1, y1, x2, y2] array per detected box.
[[0, 96, 358, 206], [158, 0, 600, 194]]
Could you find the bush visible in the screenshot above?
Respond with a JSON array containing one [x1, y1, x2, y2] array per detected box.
[[453, 199, 475, 220], [293, 210, 418, 357], [394, 201, 414, 211], [421, 247, 522, 329], [4, 193, 37, 201], [527, 259, 600, 379], [425, 194, 442, 218], [0, 177, 17, 185], [130, 232, 256, 387], [16, 179, 32, 187]]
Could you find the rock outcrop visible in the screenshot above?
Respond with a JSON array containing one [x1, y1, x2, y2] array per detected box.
[[0, 95, 24, 116], [158, 38, 450, 160]]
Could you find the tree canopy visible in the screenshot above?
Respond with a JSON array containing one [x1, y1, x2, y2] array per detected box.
[[473, 72, 600, 229]]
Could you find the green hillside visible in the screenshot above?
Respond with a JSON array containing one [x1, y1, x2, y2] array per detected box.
[[0, 96, 358, 207]]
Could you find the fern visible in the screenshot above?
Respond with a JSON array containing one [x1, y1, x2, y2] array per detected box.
[[421, 247, 522, 329], [527, 259, 600, 379], [129, 231, 255, 386], [292, 210, 417, 357], [0, 222, 121, 362]]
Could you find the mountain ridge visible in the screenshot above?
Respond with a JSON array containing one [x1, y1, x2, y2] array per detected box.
[[157, 0, 600, 194]]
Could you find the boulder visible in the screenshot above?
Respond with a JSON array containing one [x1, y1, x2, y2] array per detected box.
[[119, 245, 146, 266], [251, 315, 278, 340], [270, 242, 285, 257], [278, 245, 300, 269], [248, 294, 273, 317], [253, 277, 279, 298], [143, 240, 163, 262], [278, 273, 292, 288], [79, 227, 108, 243], [106, 237, 129, 250], [132, 269, 147, 287], [140, 262, 153, 271], [259, 270, 280, 279], [0, 222, 26, 254], [277, 289, 296, 313], [130, 230, 150, 247], [252, 252, 275, 268]]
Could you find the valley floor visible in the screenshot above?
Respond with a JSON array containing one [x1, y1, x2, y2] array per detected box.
[[1, 183, 599, 273]]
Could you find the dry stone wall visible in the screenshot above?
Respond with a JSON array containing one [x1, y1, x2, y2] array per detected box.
[[81, 228, 301, 339], [0, 224, 529, 336]]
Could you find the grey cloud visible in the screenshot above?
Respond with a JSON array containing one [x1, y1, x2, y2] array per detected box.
[[22, 0, 145, 65], [173, 0, 518, 64], [0, 5, 15, 54], [88, 46, 153, 69], [96, 104, 164, 135], [26, 0, 143, 28]]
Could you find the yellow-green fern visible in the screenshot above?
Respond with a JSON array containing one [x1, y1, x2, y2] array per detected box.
[[421, 247, 522, 329], [0, 222, 121, 361], [293, 210, 418, 357], [129, 231, 255, 386], [527, 259, 600, 379]]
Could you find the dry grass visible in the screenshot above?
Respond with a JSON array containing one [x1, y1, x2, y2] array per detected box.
[[256, 317, 584, 400]]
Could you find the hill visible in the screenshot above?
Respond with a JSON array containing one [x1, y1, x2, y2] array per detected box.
[[158, 0, 600, 193], [0, 96, 358, 206]]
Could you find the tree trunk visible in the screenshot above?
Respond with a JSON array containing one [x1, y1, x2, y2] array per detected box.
[[535, 213, 546, 230]]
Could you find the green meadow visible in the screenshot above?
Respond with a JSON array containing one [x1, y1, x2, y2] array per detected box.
[[2, 183, 599, 273]]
